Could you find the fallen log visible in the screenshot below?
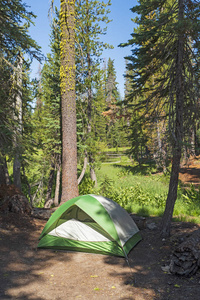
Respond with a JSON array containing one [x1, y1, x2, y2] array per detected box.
[[169, 228, 200, 276]]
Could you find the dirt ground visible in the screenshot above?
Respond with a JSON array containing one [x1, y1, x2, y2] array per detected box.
[[1, 160, 200, 300]]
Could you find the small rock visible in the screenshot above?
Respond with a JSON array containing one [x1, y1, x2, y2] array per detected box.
[[161, 265, 171, 273], [146, 222, 157, 230]]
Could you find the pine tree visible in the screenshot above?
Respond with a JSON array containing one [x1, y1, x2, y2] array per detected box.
[[75, 0, 112, 184], [104, 58, 123, 149], [60, 0, 79, 202], [13, 53, 23, 191], [0, 0, 41, 187], [106, 58, 120, 104], [122, 0, 200, 236], [93, 69, 107, 144], [0, 0, 41, 61], [40, 13, 62, 206]]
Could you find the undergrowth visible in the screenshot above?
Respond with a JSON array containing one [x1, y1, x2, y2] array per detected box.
[[79, 163, 200, 223]]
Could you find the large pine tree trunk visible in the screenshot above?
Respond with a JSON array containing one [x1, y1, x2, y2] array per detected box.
[[13, 154, 21, 190], [161, 0, 184, 237], [60, 0, 79, 203], [13, 54, 23, 191]]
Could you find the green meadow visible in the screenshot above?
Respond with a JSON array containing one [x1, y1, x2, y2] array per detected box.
[[79, 157, 200, 224]]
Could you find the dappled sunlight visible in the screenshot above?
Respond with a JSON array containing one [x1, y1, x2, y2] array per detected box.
[[102, 216, 200, 300], [1, 212, 200, 299], [0, 214, 73, 300]]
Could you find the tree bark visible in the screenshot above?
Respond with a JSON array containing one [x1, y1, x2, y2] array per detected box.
[[89, 155, 97, 187], [22, 163, 32, 206], [60, 0, 79, 203], [45, 162, 55, 205], [0, 156, 10, 185], [190, 127, 196, 157], [78, 151, 88, 185], [13, 53, 23, 191], [161, 0, 184, 237], [13, 153, 22, 190], [161, 146, 182, 236], [54, 162, 61, 206], [86, 27, 97, 186], [32, 179, 43, 205], [156, 120, 167, 173]]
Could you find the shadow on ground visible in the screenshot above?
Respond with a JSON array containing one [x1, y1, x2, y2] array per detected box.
[[1, 213, 200, 300], [103, 217, 200, 300], [0, 213, 72, 300]]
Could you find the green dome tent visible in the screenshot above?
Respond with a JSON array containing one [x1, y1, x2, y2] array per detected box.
[[38, 194, 141, 257]]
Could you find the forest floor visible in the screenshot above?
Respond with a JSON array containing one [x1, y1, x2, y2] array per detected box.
[[1, 159, 200, 300]]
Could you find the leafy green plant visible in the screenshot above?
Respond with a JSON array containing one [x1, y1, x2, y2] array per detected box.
[[117, 169, 130, 178], [79, 177, 96, 195], [182, 185, 200, 205], [99, 175, 113, 196]]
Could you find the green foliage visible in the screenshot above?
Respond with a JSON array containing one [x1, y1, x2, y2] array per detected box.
[[95, 162, 200, 222], [79, 176, 96, 195], [99, 175, 113, 195], [106, 184, 166, 210], [0, 0, 42, 60], [121, 0, 200, 231], [0, 0, 41, 165], [75, 0, 114, 176], [96, 164, 167, 211], [182, 185, 200, 206], [180, 185, 200, 217]]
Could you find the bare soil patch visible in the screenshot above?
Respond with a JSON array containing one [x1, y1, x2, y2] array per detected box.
[[1, 159, 200, 299], [179, 157, 200, 187], [1, 212, 200, 300]]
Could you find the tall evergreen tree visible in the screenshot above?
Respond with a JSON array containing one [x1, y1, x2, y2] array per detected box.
[[104, 58, 123, 149], [40, 12, 61, 206], [0, 0, 41, 186], [0, 0, 41, 61], [92, 69, 107, 144], [13, 53, 23, 191], [60, 0, 79, 202], [75, 0, 112, 185], [106, 58, 120, 104], [122, 0, 200, 236]]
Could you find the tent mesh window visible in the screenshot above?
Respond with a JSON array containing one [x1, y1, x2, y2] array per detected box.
[[53, 206, 115, 242]]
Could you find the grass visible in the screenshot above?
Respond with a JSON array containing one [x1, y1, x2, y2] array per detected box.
[[103, 147, 130, 153], [94, 160, 200, 224], [172, 215, 200, 224], [96, 163, 169, 197]]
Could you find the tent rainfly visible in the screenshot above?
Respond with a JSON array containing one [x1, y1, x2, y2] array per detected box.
[[38, 194, 141, 257]]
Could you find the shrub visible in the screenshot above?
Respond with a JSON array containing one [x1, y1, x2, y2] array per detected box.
[[79, 177, 96, 195], [182, 185, 200, 205]]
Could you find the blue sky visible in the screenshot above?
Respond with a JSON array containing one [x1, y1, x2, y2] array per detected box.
[[25, 0, 137, 97]]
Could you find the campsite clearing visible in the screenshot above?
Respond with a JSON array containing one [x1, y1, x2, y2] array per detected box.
[[1, 161, 200, 299], [0, 212, 200, 300]]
